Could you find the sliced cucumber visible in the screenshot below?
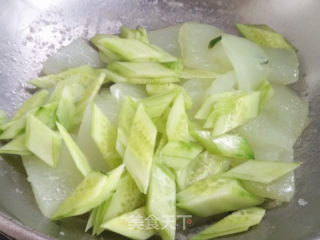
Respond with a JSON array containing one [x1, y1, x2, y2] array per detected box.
[[101, 172, 144, 222], [109, 62, 179, 79], [51, 164, 124, 220], [35, 102, 59, 129], [25, 115, 62, 168], [196, 91, 260, 136], [177, 176, 264, 217], [147, 163, 176, 240], [124, 104, 157, 194], [224, 160, 301, 184], [191, 207, 265, 240], [73, 73, 105, 128], [180, 68, 220, 79], [235, 23, 295, 50], [166, 93, 190, 142], [141, 88, 179, 118], [93, 37, 177, 63], [193, 131, 254, 160], [56, 88, 75, 131], [120, 26, 149, 43], [91, 104, 120, 169], [176, 151, 230, 190], [29, 65, 103, 88], [100, 207, 155, 240], [204, 71, 236, 98], [0, 114, 28, 140], [11, 90, 49, 121], [0, 110, 7, 127], [57, 122, 92, 176], [116, 97, 137, 157], [0, 134, 31, 156], [160, 141, 203, 169]]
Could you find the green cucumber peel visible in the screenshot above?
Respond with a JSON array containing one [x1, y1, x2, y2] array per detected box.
[[192, 130, 255, 160], [191, 207, 265, 240], [177, 176, 264, 217], [223, 160, 301, 184]]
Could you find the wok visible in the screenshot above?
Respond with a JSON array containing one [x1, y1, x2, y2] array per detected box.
[[0, 0, 319, 239]]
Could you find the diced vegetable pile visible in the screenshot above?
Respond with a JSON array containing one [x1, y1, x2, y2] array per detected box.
[[0, 22, 310, 240]]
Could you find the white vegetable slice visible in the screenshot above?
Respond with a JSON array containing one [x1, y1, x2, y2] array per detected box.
[[42, 39, 103, 75], [148, 24, 182, 57], [110, 82, 147, 102], [22, 146, 83, 218], [263, 47, 299, 85], [221, 34, 269, 90], [179, 22, 223, 69]]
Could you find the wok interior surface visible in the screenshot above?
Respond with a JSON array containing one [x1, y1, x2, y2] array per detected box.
[[0, 0, 320, 239]]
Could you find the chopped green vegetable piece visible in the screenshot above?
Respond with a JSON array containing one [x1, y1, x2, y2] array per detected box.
[[91, 35, 123, 64], [258, 80, 274, 107], [35, 102, 58, 129], [160, 141, 203, 169], [93, 172, 144, 235], [86, 207, 98, 232], [51, 164, 124, 220], [56, 87, 76, 131], [141, 88, 179, 118], [11, 90, 49, 121], [120, 26, 149, 43], [180, 68, 220, 79], [146, 83, 176, 96], [235, 23, 296, 51], [0, 110, 7, 129], [29, 65, 104, 89], [176, 152, 230, 190], [196, 91, 260, 136], [94, 37, 177, 63], [191, 207, 265, 240], [25, 115, 62, 168], [108, 62, 179, 79], [193, 131, 255, 160], [91, 104, 120, 169], [73, 73, 105, 128], [177, 176, 264, 217], [224, 160, 301, 184], [208, 35, 222, 48], [162, 59, 184, 73], [116, 97, 137, 157], [101, 172, 144, 221], [124, 104, 157, 194], [57, 122, 92, 176], [147, 163, 176, 240], [0, 115, 28, 140], [100, 207, 155, 240], [0, 134, 31, 156], [167, 93, 190, 142]]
